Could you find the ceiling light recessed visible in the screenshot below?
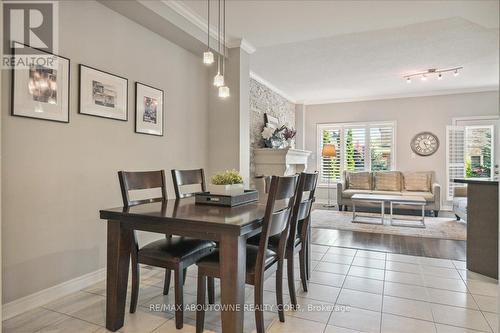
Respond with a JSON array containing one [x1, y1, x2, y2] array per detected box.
[[437, 73, 443, 80]]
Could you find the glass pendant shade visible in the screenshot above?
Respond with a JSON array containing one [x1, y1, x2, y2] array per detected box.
[[218, 86, 230, 98], [203, 51, 214, 65], [213, 72, 224, 87]]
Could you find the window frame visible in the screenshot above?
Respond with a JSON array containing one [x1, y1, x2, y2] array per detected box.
[[316, 121, 396, 187]]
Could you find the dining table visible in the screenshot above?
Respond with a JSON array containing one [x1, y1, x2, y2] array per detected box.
[[100, 196, 311, 333]]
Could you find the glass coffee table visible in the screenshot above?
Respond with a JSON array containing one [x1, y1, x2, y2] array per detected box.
[[351, 194, 427, 228]]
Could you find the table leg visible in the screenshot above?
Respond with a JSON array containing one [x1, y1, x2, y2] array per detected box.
[[421, 205, 426, 227], [106, 220, 132, 331], [390, 202, 393, 225], [352, 202, 356, 221], [219, 234, 246, 333], [381, 201, 385, 225]]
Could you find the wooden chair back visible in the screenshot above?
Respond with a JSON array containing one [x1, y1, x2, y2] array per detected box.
[[288, 172, 318, 247], [255, 175, 299, 278], [171, 169, 206, 199], [118, 170, 168, 207]]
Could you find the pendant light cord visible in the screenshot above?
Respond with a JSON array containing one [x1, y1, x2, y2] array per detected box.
[[217, 0, 221, 74], [222, 0, 226, 76], [207, 0, 210, 50]]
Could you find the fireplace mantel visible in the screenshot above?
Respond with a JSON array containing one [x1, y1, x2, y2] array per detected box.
[[253, 148, 312, 176]]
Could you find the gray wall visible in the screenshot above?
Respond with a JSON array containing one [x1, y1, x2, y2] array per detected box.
[[305, 91, 499, 204], [1, 1, 209, 303]]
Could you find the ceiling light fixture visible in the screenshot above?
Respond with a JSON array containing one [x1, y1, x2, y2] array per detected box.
[[213, 0, 224, 87], [203, 0, 214, 65], [218, 0, 230, 98], [403, 66, 463, 83]]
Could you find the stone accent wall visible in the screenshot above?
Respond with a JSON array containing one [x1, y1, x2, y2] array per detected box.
[[249, 78, 296, 184]]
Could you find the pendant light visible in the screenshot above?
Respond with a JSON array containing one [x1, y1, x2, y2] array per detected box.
[[203, 0, 214, 65], [218, 0, 230, 98], [213, 0, 224, 87]]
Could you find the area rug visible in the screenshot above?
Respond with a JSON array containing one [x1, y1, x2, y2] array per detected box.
[[311, 209, 466, 241]]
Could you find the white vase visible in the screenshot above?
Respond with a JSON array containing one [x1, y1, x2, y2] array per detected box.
[[208, 183, 245, 196]]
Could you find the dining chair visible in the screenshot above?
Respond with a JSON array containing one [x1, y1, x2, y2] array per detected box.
[[118, 170, 216, 329], [248, 172, 318, 307], [171, 168, 206, 198], [195, 175, 299, 333]]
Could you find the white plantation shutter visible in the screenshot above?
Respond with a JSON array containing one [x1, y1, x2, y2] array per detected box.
[[344, 127, 366, 171], [318, 122, 395, 186], [320, 127, 342, 183], [370, 126, 394, 171], [446, 126, 465, 200]]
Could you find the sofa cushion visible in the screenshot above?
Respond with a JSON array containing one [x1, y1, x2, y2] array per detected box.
[[403, 172, 431, 192], [373, 171, 402, 191], [346, 171, 371, 190], [342, 189, 372, 199], [401, 191, 435, 202]]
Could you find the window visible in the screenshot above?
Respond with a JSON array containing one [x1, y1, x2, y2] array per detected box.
[[318, 122, 395, 185], [446, 124, 495, 200]]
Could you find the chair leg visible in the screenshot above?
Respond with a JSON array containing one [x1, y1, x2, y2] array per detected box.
[[434, 210, 439, 217], [196, 273, 206, 333], [276, 261, 285, 322], [129, 256, 140, 313], [287, 252, 298, 309], [338, 205, 343, 211], [299, 248, 308, 292], [207, 277, 215, 304], [183, 267, 188, 285], [254, 281, 265, 333], [304, 234, 311, 281], [163, 269, 171, 295], [174, 268, 184, 329]]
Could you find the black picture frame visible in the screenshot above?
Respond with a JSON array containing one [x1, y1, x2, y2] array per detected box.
[[11, 42, 70, 123], [135, 82, 164, 137], [78, 64, 128, 121]]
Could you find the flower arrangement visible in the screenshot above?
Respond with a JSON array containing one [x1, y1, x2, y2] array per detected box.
[[261, 124, 296, 149], [211, 169, 244, 185]]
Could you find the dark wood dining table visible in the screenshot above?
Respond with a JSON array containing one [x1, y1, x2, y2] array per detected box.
[[100, 197, 267, 333]]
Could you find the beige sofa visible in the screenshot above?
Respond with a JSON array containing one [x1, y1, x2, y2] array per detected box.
[[337, 171, 441, 217]]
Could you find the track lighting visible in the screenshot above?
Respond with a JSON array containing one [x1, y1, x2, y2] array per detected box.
[[403, 67, 462, 83]]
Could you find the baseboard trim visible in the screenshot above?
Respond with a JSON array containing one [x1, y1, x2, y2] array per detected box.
[[2, 268, 106, 321]]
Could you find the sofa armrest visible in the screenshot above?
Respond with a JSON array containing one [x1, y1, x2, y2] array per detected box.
[[453, 186, 467, 198], [337, 180, 345, 204], [432, 182, 441, 210]]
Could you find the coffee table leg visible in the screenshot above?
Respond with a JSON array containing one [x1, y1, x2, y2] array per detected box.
[[390, 202, 393, 225], [381, 201, 385, 225], [352, 201, 356, 221], [421, 205, 425, 227]]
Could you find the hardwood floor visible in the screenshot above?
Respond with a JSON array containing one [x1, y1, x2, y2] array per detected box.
[[311, 228, 466, 261]]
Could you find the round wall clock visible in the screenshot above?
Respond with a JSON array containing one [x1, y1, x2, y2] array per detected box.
[[411, 132, 440, 156]]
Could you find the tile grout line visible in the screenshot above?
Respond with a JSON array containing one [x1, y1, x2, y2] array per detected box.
[[456, 263, 496, 333], [323, 248, 357, 332]]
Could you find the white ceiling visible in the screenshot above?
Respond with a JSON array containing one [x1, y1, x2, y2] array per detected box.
[[177, 0, 500, 103]]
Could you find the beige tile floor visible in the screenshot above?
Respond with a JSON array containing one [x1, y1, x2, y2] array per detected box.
[[3, 245, 498, 333]]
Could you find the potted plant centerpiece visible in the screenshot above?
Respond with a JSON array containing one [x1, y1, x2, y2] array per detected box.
[[208, 169, 245, 196]]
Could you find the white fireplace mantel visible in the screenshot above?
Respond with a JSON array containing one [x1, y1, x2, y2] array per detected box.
[[254, 148, 312, 176]]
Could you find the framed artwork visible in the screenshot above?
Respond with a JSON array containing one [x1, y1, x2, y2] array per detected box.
[[264, 113, 280, 129], [79, 64, 128, 121], [135, 82, 164, 136], [11, 42, 70, 123]]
